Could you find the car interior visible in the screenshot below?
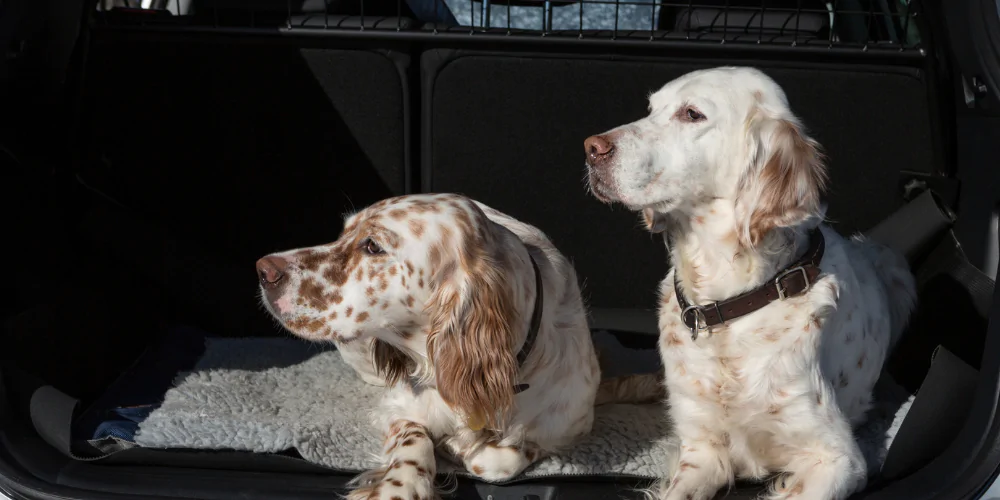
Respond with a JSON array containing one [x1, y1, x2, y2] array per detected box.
[[2, 0, 1000, 498]]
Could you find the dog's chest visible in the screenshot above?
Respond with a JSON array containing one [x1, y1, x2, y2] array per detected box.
[[658, 286, 820, 414]]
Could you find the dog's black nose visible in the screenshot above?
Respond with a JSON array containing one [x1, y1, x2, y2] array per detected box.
[[585, 135, 615, 167]]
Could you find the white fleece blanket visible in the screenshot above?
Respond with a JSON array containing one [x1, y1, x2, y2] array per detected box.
[[134, 331, 913, 482]]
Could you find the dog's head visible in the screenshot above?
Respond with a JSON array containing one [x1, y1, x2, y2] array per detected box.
[[257, 193, 524, 428], [584, 66, 827, 246]]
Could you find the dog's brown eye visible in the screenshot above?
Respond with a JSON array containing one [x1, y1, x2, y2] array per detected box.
[[685, 107, 706, 122], [362, 238, 384, 255]]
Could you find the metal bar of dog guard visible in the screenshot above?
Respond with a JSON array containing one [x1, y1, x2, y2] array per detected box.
[[684, 0, 693, 39], [612, 0, 619, 39], [506, 0, 511, 34], [828, 0, 836, 47], [648, 0, 656, 39], [722, 0, 729, 42], [469, 0, 475, 33], [901, 2, 913, 48], [863, 0, 874, 49], [750, 2, 762, 42]]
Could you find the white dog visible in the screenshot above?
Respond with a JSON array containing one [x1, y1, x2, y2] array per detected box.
[[584, 67, 917, 500]]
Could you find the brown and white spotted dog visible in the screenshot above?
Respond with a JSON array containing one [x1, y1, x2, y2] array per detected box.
[[256, 194, 601, 500]]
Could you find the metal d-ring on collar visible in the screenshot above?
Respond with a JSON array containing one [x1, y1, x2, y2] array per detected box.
[[681, 305, 707, 340]]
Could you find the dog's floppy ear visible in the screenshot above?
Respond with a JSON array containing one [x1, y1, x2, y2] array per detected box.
[[426, 215, 519, 430], [735, 108, 827, 248], [642, 208, 669, 234]]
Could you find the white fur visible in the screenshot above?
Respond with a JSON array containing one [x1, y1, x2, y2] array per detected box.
[[585, 67, 917, 500]]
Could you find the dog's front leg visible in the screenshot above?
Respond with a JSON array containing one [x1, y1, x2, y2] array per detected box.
[[657, 400, 733, 500], [765, 388, 867, 500], [346, 419, 438, 500]]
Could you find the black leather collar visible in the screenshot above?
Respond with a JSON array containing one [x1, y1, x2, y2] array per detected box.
[[675, 228, 825, 340], [513, 255, 543, 394]]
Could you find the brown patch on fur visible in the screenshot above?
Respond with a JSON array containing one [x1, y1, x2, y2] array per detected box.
[[328, 311, 338, 320], [368, 297, 378, 306], [857, 353, 866, 368], [428, 246, 443, 273], [382, 231, 401, 250], [298, 278, 327, 310], [816, 392, 823, 406], [346, 306, 354, 318], [693, 380, 705, 397], [664, 332, 683, 347], [356, 311, 370, 323], [329, 291, 344, 305], [409, 219, 426, 238], [768, 404, 781, 415], [405, 261, 415, 276], [355, 267, 364, 281], [789, 482, 804, 496], [406, 295, 415, 308], [381, 302, 390, 310], [736, 117, 828, 247], [471, 465, 485, 475], [389, 209, 406, 220]]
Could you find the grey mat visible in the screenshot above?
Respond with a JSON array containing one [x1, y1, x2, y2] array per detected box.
[[134, 331, 914, 481]]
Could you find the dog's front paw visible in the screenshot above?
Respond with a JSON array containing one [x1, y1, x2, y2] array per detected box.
[[658, 476, 719, 500], [346, 462, 437, 500]]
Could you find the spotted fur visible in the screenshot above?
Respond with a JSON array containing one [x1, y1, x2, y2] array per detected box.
[[258, 194, 601, 499]]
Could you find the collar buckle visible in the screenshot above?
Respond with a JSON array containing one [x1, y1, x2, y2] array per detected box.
[[775, 266, 810, 300]]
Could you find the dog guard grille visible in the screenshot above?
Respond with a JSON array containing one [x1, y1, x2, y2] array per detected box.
[[95, 0, 925, 52]]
